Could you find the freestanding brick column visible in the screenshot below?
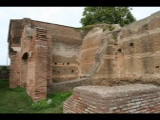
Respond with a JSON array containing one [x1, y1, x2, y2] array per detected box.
[[31, 27, 48, 101], [63, 84, 160, 113], [25, 27, 48, 102], [20, 24, 48, 101]]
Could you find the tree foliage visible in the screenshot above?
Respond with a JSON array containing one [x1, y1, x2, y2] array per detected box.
[[80, 7, 136, 27]]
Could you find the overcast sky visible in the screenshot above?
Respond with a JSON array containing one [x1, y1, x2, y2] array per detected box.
[[0, 7, 160, 65]]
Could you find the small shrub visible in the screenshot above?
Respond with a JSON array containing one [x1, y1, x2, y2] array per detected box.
[[81, 25, 94, 32], [108, 24, 115, 31], [47, 91, 72, 107], [112, 34, 118, 40], [102, 26, 107, 32], [102, 25, 115, 32], [31, 100, 50, 110]]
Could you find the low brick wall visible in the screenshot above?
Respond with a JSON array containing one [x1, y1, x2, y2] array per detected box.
[[63, 84, 160, 113]]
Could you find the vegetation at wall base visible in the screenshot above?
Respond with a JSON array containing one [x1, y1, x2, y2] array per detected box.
[[0, 79, 72, 113]]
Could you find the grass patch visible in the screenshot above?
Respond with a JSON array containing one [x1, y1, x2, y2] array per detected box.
[[0, 79, 72, 113]]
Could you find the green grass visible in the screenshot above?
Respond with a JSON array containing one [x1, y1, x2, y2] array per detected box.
[[0, 79, 72, 113]]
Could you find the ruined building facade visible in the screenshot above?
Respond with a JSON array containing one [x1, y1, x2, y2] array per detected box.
[[8, 11, 160, 101]]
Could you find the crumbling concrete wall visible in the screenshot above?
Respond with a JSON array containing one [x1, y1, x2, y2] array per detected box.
[[77, 24, 121, 85], [63, 84, 160, 113], [77, 11, 160, 86], [116, 11, 160, 85]]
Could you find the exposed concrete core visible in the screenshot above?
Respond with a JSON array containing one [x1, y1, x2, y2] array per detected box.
[[8, 11, 160, 102], [63, 84, 160, 113]]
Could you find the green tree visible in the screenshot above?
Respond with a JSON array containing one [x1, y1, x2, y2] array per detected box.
[[80, 7, 136, 27]]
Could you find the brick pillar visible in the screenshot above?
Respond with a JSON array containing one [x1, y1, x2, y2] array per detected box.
[[32, 27, 48, 101], [47, 35, 53, 92], [20, 19, 32, 88]]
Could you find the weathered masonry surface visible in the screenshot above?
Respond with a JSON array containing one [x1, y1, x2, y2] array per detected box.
[[8, 18, 83, 101], [8, 11, 160, 102], [63, 84, 160, 113]]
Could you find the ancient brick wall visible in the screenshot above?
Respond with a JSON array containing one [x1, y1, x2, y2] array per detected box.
[[77, 24, 121, 85], [19, 20, 49, 100], [77, 12, 160, 86], [8, 19, 23, 88], [8, 11, 160, 102], [116, 11, 160, 85], [8, 20, 23, 47], [78, 27, 103, 77], [20, 19, 32, 88], [9, 53, 21, 87], [63, 84, 160, 113], [32, 21, 83, 84], [33, 27, 48, 101], [8, 18, 84, 101]]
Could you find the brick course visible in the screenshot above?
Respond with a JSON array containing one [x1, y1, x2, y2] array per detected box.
[[63, 84, 160, 113]]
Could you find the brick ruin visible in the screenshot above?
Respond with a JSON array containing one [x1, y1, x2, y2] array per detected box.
[[8, 11, 160, 104], [64, 84, 160, 113]]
